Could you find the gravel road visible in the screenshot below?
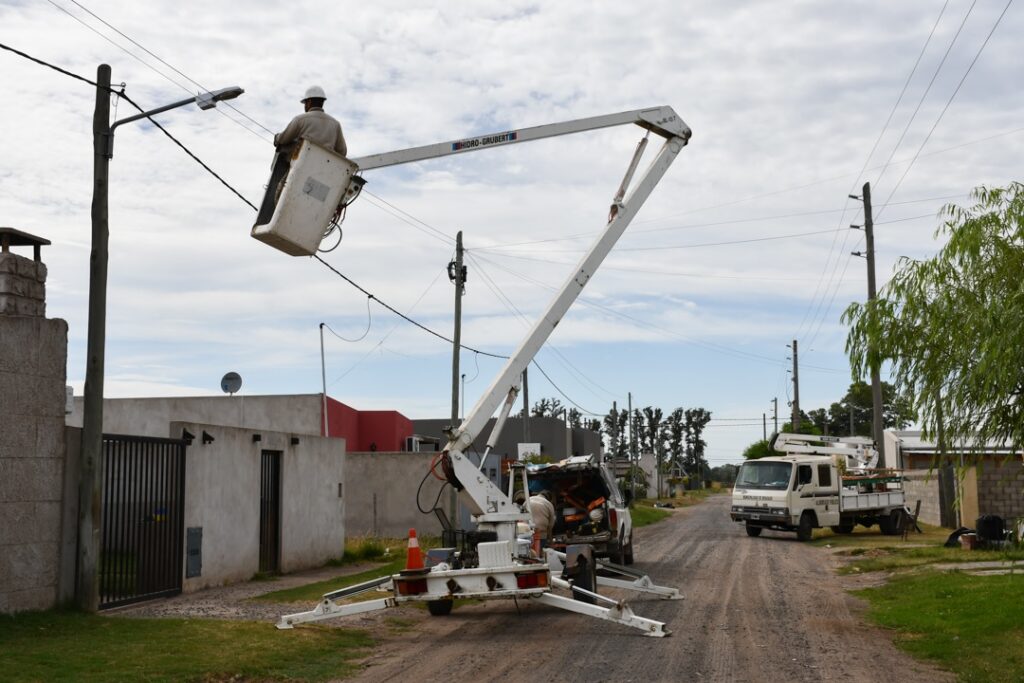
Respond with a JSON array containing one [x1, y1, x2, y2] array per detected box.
[[114, 495, 952, 682], [348, 495, 953, 683]]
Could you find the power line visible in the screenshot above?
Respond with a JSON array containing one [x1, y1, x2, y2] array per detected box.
[[1, 41, 512, 366], [794, 0, 953, 341], [877, 0, 1014, 219], [313, 255, 507, 359], [46, 0, 272, 143], [530, 360, 602, 416]]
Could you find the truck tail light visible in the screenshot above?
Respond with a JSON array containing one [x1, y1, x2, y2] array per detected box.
[[609, 508, 618, 530], [515, 571, 549, 589], [394, 578, 428, 595]]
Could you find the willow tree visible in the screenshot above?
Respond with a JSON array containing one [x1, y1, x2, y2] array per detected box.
[[843, 183, 1024, 459]]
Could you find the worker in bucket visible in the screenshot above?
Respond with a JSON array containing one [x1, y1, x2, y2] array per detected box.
[[529, 490, 556, 555], [274, 85, 348, 157]]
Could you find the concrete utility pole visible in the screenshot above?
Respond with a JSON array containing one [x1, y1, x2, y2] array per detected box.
[[849, 404, 855, 436], [763, 413, 767, 441], [852, 182, 886, 467], [790, 340, 800, 431], [772, 397, 778, 435], [449, 231, 465, 526], [78, 63, 111, 612], [522, 367, 530, 442], [628, 392, 636, 503]]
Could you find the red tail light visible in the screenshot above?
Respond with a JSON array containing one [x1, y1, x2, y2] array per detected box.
[[610, 508, 618, 529], [515, 571, 549, 589]]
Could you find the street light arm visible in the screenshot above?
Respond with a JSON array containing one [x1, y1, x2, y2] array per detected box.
[[108, 86, 245, 157]]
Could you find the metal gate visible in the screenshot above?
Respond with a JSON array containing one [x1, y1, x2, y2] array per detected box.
[[99, 434, 186, 609], [259, 450, 282, 573]]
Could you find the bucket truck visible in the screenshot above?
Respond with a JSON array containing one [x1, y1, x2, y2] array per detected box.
[[731, 433, 910, 541], [253, 106, 691, 636]]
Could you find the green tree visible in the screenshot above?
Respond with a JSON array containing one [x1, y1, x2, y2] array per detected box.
[[743, 439, 774, 460], [844, 183, 1024, 457], [602, 406, 629, 458]]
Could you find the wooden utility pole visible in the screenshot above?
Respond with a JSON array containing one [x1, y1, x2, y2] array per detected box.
[[449, 230, 465, 525], [862, 183, 886, 467], [79, 63, 111, 612], [790, 339, 800, 430]]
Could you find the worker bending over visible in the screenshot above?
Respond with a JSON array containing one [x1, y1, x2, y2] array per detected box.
[[275, 85, 347, 157], [529, 490, 556, 554]]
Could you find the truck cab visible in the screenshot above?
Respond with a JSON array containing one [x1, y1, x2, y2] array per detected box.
[[731, 456, 840, 540]]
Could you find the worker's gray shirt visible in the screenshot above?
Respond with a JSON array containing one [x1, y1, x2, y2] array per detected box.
[[274, 108, 347, 157]]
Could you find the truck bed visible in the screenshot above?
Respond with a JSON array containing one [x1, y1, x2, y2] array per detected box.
[[840, 490, 905, 511]]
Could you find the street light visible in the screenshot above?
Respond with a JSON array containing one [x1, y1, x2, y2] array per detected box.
[[107, 85, 244, 157], [78, 64, 244, 611]]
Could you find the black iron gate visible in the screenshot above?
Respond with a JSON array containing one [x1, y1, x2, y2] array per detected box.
[[99, 434, 186, 609], [259, 450, 282, 573]]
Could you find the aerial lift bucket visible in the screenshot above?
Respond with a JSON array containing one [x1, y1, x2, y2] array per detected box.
[[252, 139, 361, 256]]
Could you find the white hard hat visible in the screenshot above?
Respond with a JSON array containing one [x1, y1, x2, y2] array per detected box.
[[301, 85, 327, 102]]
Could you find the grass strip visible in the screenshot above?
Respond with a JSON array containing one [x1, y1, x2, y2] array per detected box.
[[631, 505, 673, 527], [838, 545, 1024, 575], [254, 557, 406, 604], [855, 571, 1024, 683], [0, 610, 371, 683]]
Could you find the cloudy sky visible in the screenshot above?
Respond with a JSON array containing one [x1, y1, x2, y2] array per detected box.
[[2, 1, 1021, 465]]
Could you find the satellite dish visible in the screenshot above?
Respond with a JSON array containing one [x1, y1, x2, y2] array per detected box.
[[220, 372, 242, 395]]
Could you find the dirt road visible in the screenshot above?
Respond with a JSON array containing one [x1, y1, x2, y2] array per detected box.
[[350, 495, 951, 683]]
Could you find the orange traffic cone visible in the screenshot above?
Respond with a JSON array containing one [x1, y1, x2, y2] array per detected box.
[[405, 528, 424, 571]]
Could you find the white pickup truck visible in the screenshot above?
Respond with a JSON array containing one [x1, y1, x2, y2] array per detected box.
[[730, 434, 909, 541]]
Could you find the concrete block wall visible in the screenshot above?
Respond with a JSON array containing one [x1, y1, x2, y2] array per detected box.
[[976, 459, 1024, 522], [0, 301, 68, 613], [0, 252, 47, 316], [902, 472, 943, 527]]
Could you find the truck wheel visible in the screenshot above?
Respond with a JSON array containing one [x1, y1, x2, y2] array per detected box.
[[830, 523, 854, 534], [796, 512, 814, 542], [427, 599, 453, 616], [624, 537, 634, 565], [745, 522, 762, 537]]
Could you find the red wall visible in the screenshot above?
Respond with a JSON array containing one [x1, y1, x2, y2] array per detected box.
[[357, 411, 414, 452], [322, 397, 413, 452]]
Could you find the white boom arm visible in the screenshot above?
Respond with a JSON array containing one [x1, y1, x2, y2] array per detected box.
[[350, 107, 688, 170], [771, 433, 879, 469], [420, 109, 691, 533]]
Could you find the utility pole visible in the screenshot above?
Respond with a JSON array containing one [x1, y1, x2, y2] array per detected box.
[[790, 339, 800, 431], [771, 397, 778, 435], [449, 230, 465, 526], [79, 63, 111, 612], [849, 404, 855, 436], [628, 392, 636, 503], [319, 323, 329, 437], [763, 413, 767, 441], [851, 182, 886, 467], [522, 367, 530, 443]]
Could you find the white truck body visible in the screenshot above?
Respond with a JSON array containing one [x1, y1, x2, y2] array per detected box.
[[731, 434, 908, 541]]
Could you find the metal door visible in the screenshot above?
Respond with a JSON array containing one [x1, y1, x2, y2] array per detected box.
[[99, 434, 186, 609], [259, 450, 282, 573]]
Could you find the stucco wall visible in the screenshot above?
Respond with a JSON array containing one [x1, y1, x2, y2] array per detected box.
[[411, 416, 599, 461], [0, 306, 68, 613], [345, 452, 445, 538], [171, 422, 345, 591], [69, 395, 324, 437]]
